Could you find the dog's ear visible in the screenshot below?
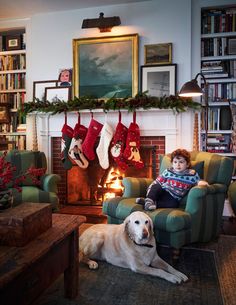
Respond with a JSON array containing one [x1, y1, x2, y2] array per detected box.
[[123, 215, 131, 233], [147, 215, 154, 235]]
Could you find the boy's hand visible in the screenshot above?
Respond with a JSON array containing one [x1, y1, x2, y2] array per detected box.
[[198, 180, 209, 186]]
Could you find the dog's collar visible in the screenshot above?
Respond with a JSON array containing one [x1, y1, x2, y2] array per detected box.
[[128, 232, 153, 248]]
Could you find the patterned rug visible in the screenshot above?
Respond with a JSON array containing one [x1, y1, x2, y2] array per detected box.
[[33, 246, 223, 305]]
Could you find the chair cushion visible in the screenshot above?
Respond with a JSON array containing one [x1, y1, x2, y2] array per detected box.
[[159, 155, 204, 179], [150, 208, 191, 232]]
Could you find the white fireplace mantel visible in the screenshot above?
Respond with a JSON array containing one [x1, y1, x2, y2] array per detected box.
[[26, 109, 195, 173]]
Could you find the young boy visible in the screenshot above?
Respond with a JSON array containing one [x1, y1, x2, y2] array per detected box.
[[137, 148, 208, 211]]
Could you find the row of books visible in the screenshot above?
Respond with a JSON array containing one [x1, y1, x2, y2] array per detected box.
[[0, 54, 26, 71], [202, 7, 236, 34], [0, 135, 26, 150], [0, 33, 26, 52], [206, 83, 236, 101], [201, 133, 231, 153], [0, 92, 25, 109], [201, 106, 232, 131], [0, 73, 26, 90], [201, 60, 236, 78], [201, 37, 233, 57]]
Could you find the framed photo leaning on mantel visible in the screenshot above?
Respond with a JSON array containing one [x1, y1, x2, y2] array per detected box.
[[45, 86, 71, 103], [141, 64, 177, 97], [144, 43, 172, 65], [73, 34, 139, 99], [33, 80, 59, 101]]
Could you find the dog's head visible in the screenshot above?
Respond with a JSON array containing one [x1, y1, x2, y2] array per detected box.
[[124, 211, 154, 245]]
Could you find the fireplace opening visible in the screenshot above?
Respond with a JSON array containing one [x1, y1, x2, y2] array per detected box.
[[67, 146, 157, 206]]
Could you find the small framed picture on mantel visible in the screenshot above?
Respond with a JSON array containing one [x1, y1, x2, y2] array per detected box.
[[144, 43, 172, 65]]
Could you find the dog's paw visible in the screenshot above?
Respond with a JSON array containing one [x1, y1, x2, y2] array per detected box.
[[88, 260, 98, 269], [175, 271, 188, 282]]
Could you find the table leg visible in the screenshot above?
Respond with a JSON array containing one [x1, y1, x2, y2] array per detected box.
[[64, 228, 78, 298]]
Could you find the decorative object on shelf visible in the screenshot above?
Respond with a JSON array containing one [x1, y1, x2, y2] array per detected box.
[[5, 35, 21, 51], [45, 86, 71, 102], [58, 68, 72, 87], [73, 34, 138, 98], [82, 12, 121, 33], [33, 80, 59, 101], [0, 105, 10, 123], [179, 72, 208, 151], [23, 93, 200, 115], [141, 64, 176, 97], [144, 43, 172, 65]]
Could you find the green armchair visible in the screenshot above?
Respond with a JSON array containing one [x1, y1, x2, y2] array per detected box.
[[103, 151, 233, 251], [3, 150, 61, 211]]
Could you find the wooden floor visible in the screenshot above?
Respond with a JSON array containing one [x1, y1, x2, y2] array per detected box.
[[59, 204, 236, 235]]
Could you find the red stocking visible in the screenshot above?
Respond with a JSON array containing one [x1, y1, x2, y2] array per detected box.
[[110, 112, 128, 171], [61, 112, 73, 170], [68, 113, 89, 169], [81, 117, 103, 161], [123, 112, 144, 169]]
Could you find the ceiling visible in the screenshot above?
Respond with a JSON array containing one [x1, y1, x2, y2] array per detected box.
[[0, 0, 150, 19]]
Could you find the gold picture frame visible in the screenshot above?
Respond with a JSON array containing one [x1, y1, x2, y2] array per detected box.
[[73, 34, 139, 98], [144, 43, 172, 65]]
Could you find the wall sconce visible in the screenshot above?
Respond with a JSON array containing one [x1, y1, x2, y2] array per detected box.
[[82, 12, 121, 33], [179, 72, 209, 151]]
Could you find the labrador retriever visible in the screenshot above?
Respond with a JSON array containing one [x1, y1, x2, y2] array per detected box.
[[79, 211, 188, 284]]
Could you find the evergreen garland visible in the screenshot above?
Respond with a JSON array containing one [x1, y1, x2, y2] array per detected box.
[[22, 92, 200, 115]]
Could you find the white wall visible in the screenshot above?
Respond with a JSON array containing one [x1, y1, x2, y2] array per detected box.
[[24, 0, 191, 100]]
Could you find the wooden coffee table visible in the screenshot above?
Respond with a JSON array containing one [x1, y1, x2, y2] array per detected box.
[[0, 213, 86, 305]]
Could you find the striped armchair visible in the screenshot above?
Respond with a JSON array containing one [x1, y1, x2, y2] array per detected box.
[[103, 151, 233, 251], [4, 150, 61, 211]]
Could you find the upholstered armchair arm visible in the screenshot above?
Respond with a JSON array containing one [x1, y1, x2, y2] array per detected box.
[[228, 181, 236, 215], [185, 183, 227, 214], [40, 174, 61, 193], [122, 177, 153, 198]]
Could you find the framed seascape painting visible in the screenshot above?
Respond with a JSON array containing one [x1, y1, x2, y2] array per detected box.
[[144, 43, 172, 65], [73, 34, 138, 99], [141, 64, 177, 97]]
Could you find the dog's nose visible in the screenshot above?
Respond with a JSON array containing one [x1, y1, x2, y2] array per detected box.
[[142, 229, 148, 239]]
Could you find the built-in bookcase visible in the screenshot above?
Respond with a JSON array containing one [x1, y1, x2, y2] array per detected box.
[[0, 29, 26, 150], [201, 5, 236, 155]]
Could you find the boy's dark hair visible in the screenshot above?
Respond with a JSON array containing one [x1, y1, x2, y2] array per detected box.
[[170, 149, 191, 167]]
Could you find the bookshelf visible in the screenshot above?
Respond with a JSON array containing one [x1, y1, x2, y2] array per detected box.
[[0, 29, 26, 150], [201, 5, 236, 154]]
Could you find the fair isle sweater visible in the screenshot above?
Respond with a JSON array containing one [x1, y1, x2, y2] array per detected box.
[[155, 168, 200, 201]]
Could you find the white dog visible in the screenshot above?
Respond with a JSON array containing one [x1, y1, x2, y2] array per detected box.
[[79, 211, 188, 284]]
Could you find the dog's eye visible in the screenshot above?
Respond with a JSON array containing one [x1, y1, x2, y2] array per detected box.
[[145, 220, 149, 224], [135, 220, 140, 225]]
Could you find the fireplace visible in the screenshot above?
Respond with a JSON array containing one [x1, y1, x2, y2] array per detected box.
[[28, 108, 194, 205], [52, 136, 165, 205]]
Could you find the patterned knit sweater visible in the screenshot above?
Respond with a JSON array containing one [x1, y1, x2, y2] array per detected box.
[[155, 168, 200, 201]]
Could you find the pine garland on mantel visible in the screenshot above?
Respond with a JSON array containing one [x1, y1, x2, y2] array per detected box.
[[23, 92, 201, 115]]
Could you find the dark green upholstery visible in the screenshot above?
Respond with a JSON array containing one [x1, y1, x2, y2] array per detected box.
[[3, 150, 61, 211], [103, 151, 233, 249], [228, 181, 236, 215]]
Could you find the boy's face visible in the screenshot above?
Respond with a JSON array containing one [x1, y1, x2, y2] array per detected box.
[[172, 156, 188, 173]]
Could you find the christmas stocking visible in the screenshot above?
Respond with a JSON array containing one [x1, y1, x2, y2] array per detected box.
[[82, 118, 103, 161], [96, 122, 114, 169], [61, 123, 74, 170], [110, 113, 128, 171], [68, 122, 89, 169], [123, 112, 144, 169]]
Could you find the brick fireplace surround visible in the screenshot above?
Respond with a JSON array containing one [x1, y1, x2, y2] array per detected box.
[[26, 109, 195, 205]]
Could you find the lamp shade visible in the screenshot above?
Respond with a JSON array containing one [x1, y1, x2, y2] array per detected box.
[[179, 79, 203, 97]]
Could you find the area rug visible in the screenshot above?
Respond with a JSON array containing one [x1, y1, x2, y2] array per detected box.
[[33, 247, 223, 305]]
